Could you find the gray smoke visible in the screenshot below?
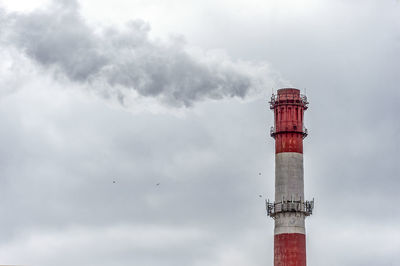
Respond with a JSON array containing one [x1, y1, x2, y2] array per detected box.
[[0, 0, 275, 107]]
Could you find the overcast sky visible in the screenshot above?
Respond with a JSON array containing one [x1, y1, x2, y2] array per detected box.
[[0, 0, 399, 265]]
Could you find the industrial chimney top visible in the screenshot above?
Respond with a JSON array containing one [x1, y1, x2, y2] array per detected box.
[[269, 88, 308, 110]]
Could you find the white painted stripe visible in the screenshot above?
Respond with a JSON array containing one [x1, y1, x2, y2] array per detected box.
[[274, 213, 306, 235], [274, 152, 306, 235], [275, 152, 304, 202]]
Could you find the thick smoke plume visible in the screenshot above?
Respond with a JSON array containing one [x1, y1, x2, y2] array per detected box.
[[0, 0, 275, 107]]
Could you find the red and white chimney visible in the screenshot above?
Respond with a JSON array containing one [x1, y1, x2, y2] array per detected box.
[[267, 88, 314, 266]]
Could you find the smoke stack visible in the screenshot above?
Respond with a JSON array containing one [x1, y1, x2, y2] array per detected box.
[[267, 88, 314, 265]]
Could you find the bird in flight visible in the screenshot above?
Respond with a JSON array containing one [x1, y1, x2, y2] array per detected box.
[[259, 172, 262, 175], [113, 180, 116, 184], [259, 195, 263, 198], [156, 183, 160, 186]]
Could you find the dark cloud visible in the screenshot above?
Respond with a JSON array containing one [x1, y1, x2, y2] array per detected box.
[[0, 0, 275, 107]]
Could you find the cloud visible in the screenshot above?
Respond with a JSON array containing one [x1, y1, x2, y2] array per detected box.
[[0, 0, 279, 107], [0, 224, 212, 266], [0, 0, 399, 265], [0, 81, 274, 265]]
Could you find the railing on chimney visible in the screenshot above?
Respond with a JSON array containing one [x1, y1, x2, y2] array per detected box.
[[269, 93, 309, 110], [270, 126, 308, 139], [266, 198, 314, 218]]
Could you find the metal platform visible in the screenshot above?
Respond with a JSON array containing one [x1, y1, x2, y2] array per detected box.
[[266, 199, 314, 218]]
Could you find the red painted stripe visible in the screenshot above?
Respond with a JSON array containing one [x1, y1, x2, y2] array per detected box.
[[274, 233, 306, 266], [275, 134, 303, 154], [272, 88, 306, 154]]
